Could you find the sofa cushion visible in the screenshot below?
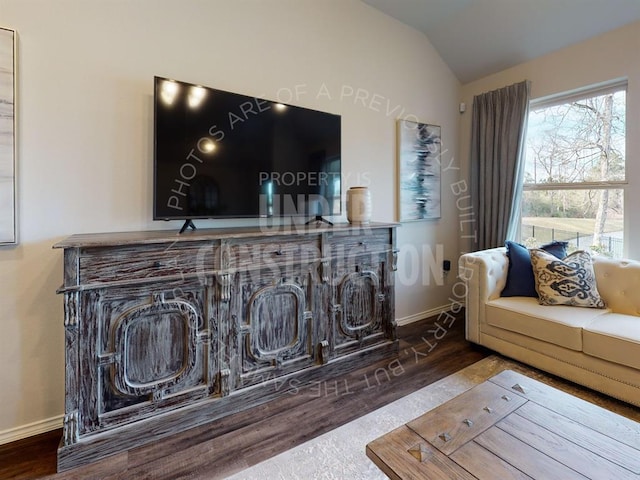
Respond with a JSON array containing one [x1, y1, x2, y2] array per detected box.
[[486, 297, 607, 351], [501, 240, 568, 298], [530, 249, 605, 308], [593, 257, 640, 316], [583, 313, 640, 370]]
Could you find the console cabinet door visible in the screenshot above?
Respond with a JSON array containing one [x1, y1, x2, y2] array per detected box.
[[330, 253, 389, 358], [228, 264, 317, 389], [78, 281, 213, 435]]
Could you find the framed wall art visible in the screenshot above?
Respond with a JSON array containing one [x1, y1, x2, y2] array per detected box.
[[0, 27, 16, 244], [397, 119, 441, 221]]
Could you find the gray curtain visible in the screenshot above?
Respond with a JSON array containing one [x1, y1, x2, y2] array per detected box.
[[470, 80, 530, 251]]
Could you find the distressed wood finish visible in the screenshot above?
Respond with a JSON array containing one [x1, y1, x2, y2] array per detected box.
[[328, 228, 393, 359], [367, 369, 640, 479], [79, 242, 217, 285], [1, 314, 493, 479], [53, 223, 398, 471]]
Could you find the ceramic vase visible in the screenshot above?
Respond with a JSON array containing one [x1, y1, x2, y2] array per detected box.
[[346, 187, 372, 224]]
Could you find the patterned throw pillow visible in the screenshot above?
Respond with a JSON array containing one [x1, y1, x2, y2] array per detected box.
[[529, 249, 605, 308]]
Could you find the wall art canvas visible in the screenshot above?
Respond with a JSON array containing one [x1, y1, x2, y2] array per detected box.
[[397, 119, 441, 221], [0, 27, 15, 244]]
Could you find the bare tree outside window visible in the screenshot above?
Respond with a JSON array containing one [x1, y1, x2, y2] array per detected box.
[[521, 83, 626, 257]]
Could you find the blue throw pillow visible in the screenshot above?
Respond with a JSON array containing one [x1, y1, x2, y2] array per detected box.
[[501, 240, 568, 297], [539, 240, 568, 259]]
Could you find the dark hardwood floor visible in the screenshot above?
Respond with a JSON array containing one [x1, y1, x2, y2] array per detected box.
[[0, 313, 489, 480]]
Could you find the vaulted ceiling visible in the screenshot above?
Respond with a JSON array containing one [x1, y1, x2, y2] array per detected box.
[[362, 0, 640, 84]]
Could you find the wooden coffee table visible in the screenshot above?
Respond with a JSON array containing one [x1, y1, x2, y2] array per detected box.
[[366, 370, 640, 479]]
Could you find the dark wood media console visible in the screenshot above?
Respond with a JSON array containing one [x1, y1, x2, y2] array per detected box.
[[53, 223, 398, 471]]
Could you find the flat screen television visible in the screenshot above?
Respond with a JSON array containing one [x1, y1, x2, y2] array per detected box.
[[153, 76, 341, 224]]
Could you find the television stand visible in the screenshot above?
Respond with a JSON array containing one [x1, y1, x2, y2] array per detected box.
[[179, 219, 196, 234], [53, 224, 398, 471], [305, 215, 333, 226]]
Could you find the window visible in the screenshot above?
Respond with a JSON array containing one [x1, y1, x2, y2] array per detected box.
[[520, 80, 626, 257]]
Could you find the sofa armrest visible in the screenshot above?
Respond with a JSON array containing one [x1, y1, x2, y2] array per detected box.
[[458, 247, 509, 343]]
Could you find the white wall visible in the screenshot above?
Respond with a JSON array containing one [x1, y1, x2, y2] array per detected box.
[[0, 0, 460, 440], [459, 20, 640, 258]]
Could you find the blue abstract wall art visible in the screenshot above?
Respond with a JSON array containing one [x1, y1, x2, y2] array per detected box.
[[397, 119, 441, 221]]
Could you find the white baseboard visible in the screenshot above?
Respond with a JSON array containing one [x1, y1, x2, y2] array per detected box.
[[0, 414, 63, 445], [396, 303, 454, 326]]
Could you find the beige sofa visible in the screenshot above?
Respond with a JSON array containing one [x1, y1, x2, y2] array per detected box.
[[459, 247, 640, 407]]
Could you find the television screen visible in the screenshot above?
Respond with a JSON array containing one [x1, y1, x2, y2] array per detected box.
[[153, 77, 341, 220]]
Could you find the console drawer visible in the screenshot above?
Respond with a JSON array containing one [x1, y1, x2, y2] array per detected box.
[[79, 242, 217, 285], [328, 228, 392, 258], [228, 236, 321, 271]]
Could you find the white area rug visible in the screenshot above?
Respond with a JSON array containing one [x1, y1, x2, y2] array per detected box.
[[224, 355, 524, 480]]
